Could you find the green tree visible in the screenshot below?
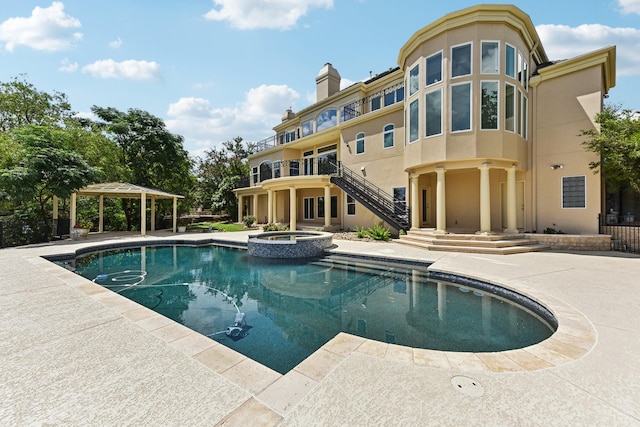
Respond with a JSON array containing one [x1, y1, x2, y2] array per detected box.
[[0, 125, 101, 234], [90, 106, 195, 230], [195, 137, 255, 220], [582, 105, 640, 193], [0, 75, 73, 131]]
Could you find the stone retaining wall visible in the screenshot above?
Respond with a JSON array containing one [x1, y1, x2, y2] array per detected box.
[[524, 233, 611, 251]]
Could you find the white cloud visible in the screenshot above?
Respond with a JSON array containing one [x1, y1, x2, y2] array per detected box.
[[617, 0, 640, 15], [81, 59, 162, 81], [109, 37, 122, 49], [165, 84, 299, 155], [204, 0, 333, 30], [58, 58, 78, 73], [0, 2, 82, 52], [537, 23, 640, 76]]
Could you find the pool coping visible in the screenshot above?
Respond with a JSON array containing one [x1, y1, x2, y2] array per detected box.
[[35, 235, 597, 418]]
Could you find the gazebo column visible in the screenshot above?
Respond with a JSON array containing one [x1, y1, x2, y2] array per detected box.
[[150, 198, 156, 232], [324, 185, 331, 229], [410, 174, 420, 230], [267, 190, 273, 224], [52, 196, 59, 236], [70, 193, 77, 230], [140, 192, 147, 236], [289, 187, 297, 231], [435, 167, 446, 234], [172, 197, 178, 233], [478, 162, 492, 235], [504, 165, 518, 234], [98, 195, 104, 233]]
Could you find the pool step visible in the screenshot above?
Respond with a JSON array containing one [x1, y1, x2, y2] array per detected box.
[[398, 230, 549, 255]]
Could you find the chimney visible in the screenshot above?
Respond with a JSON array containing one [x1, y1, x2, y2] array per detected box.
[[315, 63, 341, 102]]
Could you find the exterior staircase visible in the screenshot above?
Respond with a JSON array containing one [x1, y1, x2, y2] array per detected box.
[[398, 229, 549, 255], [329, 161, 410, 231]]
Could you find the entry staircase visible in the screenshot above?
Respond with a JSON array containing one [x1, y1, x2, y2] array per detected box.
[[398, 228, 549, 255], [328, 161, 410, 231]]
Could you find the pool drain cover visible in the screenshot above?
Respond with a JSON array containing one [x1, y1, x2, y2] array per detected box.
[[451, 375, 485, 397]]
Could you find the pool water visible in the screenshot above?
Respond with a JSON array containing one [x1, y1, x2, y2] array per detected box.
[[65, 245, 554, 374]]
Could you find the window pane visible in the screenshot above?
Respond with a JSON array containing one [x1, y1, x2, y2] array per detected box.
[[517, 52, 523, 84], [396, 86, 404, 102], [347, 195, 356, 215], [317, 109, 337, 131], [371, 96, 381, 111], [426, 52, 442, 85], [317, 196, 325, 218], [451, 83, 471, 132], [425, 89, 442, 137], [481, 81, 498, 130], [506, 45, 515, 78], [517, 90, 523, 135], [384, 124, 394, 148], [522, 96, 528, 139], [505, 83, 515, 132], [409, 65, 419, 96], [409, 99, 419, 142], [481, 42, 499, 74], [562, 176, 586, 208], [384, 91, 395, 106], [342, 103, 357, 121], [302, 120, 313, 136], [331, 195, 338, 218], [452, 44, 471, 77]]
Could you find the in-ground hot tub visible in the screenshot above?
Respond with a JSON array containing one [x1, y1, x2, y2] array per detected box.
[[247, 231, 333, 258]]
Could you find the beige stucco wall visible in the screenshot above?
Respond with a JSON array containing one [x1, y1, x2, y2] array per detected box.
[[533, 66, 604, 234]]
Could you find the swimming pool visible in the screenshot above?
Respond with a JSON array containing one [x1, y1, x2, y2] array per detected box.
[[62, 244, 555, 374]]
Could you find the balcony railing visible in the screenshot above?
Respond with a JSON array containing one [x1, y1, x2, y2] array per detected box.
[[252, 81, 405, 154]]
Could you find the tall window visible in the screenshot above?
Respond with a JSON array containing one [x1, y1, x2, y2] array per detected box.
[[259, 161, 272, 182], [516, 90, 523, 136], [562, 176, 586, 208], [426, 51, 442, 86], [521, 95, 528, 139], [289, 160, 299, 176], [481, 41, 499, 74], [383, 124, 394, 148], [303, 197, 315, 219], [505, 83, 515, 132], [346, 195, 356, 215], [409, 99, 419, 142], [393, 188, 406, 215], [409, 64, 420, 96], [451, 82, 471, 132], [481, 81, 499, 130], [355, 132, 365, 154], [506, 44, 516, 78], [371, 95, 381, 111], [319, 195, 338, 218], [302, 120, 314, 137], [451, 43, 471, 78], [425, 89, 442, 137], [252, 167, 258, 184], [273, 161, 281, 178], [342, 102, 357, 122]]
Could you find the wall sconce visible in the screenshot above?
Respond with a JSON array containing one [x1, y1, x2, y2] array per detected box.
[[550, 164, 564, 170], [360, 166, 366, 177]]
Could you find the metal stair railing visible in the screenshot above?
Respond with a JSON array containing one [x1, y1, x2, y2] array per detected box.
[[328, 161, 410, 231]]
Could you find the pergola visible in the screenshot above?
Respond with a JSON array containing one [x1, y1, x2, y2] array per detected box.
[[65, 182, 184, 235]]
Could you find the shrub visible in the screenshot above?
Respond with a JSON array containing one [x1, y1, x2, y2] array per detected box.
[[263, 223, 288, 232], [543, 227, 565, 234], [367, 223, 391, 241], [354, 225, 368, 238], [242, 215, 256, 228]]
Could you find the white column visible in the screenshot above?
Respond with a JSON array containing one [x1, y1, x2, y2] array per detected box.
[[505, 165, 518, 233], [252, 194, 258, 223], [140, 192, 147, 236], [324, 186, 331, 229], [150, 198, 156, 232], [52, 196, 59, 237], [267, 190, 273, 224], [435, 167, 446, 234], [273, 191, 278, 223], [478, 162, 492, 234], [410, 174, 420, 230], [70, 193, 77, 230], [98, 195, 104, 233], [289, 187, 297, 231], [238, 195, 244, 223], [172, 197, 178, 232]]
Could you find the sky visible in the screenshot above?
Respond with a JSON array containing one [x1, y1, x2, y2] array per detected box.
[[1, 0, 639, 159]]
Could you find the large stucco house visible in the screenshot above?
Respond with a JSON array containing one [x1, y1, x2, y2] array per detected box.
[[234, 4, 616, 242]]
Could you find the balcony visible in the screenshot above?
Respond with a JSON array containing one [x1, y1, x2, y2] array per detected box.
[[252, 82, 405, 154], [236, 158, 338, 189]]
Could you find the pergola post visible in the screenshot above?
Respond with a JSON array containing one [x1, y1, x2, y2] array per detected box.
[[99, 195, 104, 233], [70, 193, 77, 229], [150, 198, 156, 232], [172, 197, 178, 232], [140, 192, 147, 236]]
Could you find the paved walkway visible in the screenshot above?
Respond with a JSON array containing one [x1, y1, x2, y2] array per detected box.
[[1, 231, 639, 426]]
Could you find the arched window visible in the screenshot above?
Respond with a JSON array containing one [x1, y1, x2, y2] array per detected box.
[[383, 124, 394, 148], [317, 109, 337, 132], [259, 161, 273, 182], [355, 132, 365, 155]]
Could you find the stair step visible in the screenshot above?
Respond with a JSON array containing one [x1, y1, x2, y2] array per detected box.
[[397, 233, 549, 254]]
